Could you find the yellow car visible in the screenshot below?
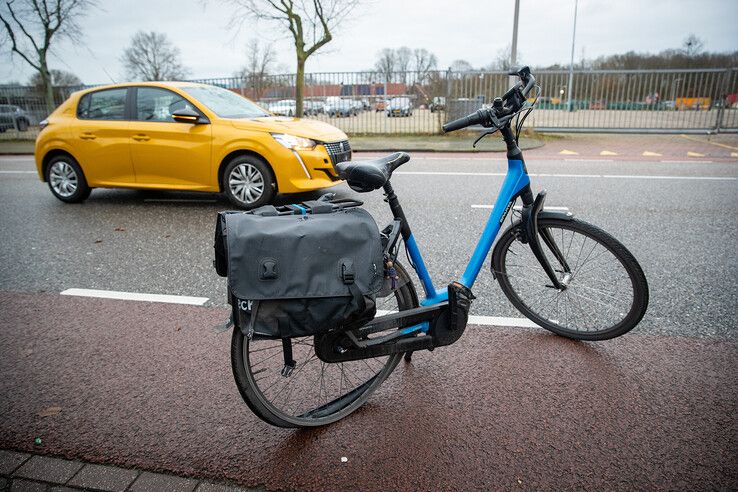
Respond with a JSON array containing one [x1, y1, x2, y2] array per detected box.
[[34, 82, 352, 208]]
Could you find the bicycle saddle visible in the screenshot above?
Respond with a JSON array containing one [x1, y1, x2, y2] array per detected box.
[[335, 152, 410, 192]]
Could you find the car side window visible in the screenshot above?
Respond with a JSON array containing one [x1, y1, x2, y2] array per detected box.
[[136, 87, 194, 122], [77, 88, 127, 120]]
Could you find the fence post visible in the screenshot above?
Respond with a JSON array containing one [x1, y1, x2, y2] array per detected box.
[[444, 67, 452, 131], [714, 68, 732, 134]]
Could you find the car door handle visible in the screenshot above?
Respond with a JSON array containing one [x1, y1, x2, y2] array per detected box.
[[132, 134, 150, 142], [79, 132, 96, 140]]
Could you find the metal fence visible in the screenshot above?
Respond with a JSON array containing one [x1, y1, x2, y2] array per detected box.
[[2, 68, 736, 141]]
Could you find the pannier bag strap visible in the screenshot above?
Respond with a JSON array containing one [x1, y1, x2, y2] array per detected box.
[[302, 200, 334, 214], [280, 330, 297, 377], [241, 300, 260, 339], [252, 205, 279, 216], [341, 259, 367, 314]]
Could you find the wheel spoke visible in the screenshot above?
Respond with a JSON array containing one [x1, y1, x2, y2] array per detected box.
[[237, 265, 415, 426], [497, 220, 641, 336]]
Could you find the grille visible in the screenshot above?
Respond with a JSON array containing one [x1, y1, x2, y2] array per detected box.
[[323, 140, 352, 165]]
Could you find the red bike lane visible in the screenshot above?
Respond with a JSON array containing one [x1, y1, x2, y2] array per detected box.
[[0, 291, 736, 491]]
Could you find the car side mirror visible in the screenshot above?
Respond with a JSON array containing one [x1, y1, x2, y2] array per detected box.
[[171, 108, 207, 124]]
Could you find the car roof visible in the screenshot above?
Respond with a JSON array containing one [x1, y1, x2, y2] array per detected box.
[[76, 81, 217, 97]]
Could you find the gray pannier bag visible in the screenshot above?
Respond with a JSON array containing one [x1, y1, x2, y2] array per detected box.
[[215, 205, 383, 339]]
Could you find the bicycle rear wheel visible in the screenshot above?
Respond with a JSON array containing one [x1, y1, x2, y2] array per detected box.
[[231, 261, 418, 427], [492, 217, 648, 340]]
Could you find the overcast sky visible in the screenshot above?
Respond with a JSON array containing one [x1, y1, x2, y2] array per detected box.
[[1, 0, 736, 84]]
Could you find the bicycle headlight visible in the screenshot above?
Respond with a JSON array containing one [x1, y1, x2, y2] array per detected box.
[[271, 133, 317, 151]]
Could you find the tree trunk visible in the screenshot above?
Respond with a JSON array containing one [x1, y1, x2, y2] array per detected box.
[[295, 56, 305, 118], [40, 64, 54, 117]]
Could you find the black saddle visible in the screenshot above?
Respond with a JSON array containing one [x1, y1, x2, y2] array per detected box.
[[335, 152, 410, 192]]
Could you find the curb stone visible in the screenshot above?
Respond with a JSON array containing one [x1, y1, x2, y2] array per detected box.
[[0, 450, 263, 492]]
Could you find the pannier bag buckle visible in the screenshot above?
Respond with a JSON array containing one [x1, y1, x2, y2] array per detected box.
[[341, 260, 356, 284], [260, 259, 278, 280]]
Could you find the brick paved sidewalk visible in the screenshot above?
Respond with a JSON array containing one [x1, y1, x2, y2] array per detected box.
[[0, 450, 262, 492]]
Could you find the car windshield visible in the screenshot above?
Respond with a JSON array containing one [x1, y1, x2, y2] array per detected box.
[[183, 86, 269, 118], [390, 98, 409, 105]]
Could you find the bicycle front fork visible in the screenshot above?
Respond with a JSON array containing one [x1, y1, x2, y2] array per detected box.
[[519, 185, 572, 291]]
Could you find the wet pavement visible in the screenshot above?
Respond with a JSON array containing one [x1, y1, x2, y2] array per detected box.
[[1, 291, 736, 491]]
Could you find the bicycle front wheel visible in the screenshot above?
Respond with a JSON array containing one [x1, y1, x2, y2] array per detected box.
[[492, 217, 648, 340], [231, 261, 418, 427]]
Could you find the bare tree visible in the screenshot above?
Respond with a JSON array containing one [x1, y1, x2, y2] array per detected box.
[[450, 59, 473, 72], [0, 0, 95, 113], [236, 38, 275, 100], [682, 34, 704, 57], [374, 48, 395, 83], [486, 44, 521, 71], [413, 48, 437, 82], [225, 0, 359, 117], [29, 68, 80, 86], [121, 31, 189, 81]]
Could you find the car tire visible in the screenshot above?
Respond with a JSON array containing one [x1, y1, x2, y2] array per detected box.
[[222, 155, 275, 210], [17, 118, 29, 132], [45, 154, 91, 203]]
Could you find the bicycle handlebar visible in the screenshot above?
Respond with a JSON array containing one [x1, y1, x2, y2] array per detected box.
[[442, 66, 536, 133]]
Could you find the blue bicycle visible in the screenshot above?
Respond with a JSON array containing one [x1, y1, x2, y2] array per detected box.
[[231, 67, 649, 427]]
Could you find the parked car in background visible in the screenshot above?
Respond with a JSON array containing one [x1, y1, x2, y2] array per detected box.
[[349, 99, 364, 112], [324, 98, 357, 117], [34, 82, 351, 209], [0, 104, 31, 132], [386, 97, 412, 117], [360, 98, 371, 110], [374, 99, 388, 112], [267, 99, 297, 116], [303, 100, 324, 115], [429, 97, 446, 113]]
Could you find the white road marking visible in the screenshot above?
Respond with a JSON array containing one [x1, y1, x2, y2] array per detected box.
[[60, 288, 208, 305], [472, 204, 570, 211], [396, 171, 506, 176], [0, 170, 36, 174], [467, 315, 540, 328], [376, 309, 540, 328], [661, 160, 713, 164], [395, 171, 736, 181], [601, 174, 735, 181], [143, 199, 218, 203]]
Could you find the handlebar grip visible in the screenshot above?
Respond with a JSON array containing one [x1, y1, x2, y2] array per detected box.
[[521, 74, 536, 98], [442, 110, 483, 132]]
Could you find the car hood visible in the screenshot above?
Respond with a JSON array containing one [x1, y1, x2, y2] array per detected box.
[[230, 116, 347, 142]]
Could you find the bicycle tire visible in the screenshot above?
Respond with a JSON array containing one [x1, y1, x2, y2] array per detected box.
[[231, 261, 419, 427], [492, 217, 648, 340]]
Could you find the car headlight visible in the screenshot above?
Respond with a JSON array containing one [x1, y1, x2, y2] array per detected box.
[[271, 133, 316, 151]]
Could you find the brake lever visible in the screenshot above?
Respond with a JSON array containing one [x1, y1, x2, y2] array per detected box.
[[472, 129, 498, 148]]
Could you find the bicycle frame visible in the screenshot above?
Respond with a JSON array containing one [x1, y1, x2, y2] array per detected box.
[[390, 126, 534, 333], [315, 126, 571, 362]]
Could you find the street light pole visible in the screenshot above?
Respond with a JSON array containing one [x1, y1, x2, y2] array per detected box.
[[511, 0, 520, 67], [566, 0, 578, 112]]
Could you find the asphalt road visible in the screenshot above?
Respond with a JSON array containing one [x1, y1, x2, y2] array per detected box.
[[1, 152, 737, 490], [1, 153, 736, 339]]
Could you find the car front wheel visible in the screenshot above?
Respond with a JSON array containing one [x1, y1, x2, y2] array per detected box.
[[45, 155, 91, 203], [16, 118, 29, 131], [222, 155, 275, 209]]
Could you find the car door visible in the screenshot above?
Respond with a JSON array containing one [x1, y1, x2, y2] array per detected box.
[[72, 87, 135, 186], [129, 87, 212, 189]]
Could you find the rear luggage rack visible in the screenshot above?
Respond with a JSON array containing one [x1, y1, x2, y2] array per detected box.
[[244, 194, 363, 217]]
